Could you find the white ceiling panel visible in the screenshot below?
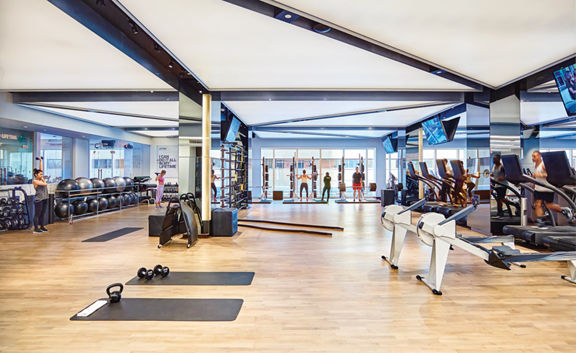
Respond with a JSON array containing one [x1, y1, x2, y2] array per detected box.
[[224, 100, 443, 125], [255, 131, 360, 139], [119, 0, 471, 91], [273, 104, 456, 127], [275, 0, 576, 87], [22, 105, 177, 128], [521, 101, 569, 125], [264, 129, 393, 138], [37, 101, 179, 120], [0, 0, 170, 90]]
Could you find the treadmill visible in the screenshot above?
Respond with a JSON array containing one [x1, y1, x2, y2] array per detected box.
[[490, 176, 522, 234], [501, 152, 576, 251]]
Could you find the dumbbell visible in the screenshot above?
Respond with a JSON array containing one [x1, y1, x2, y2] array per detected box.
[[153, 264, 170, 278], [137, 267, 155, 280]]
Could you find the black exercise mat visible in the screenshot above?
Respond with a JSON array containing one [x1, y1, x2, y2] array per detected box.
[[71, 298, 243, 321], [83, 227, 143, 242], [126, 272, 255, 286], [335, 200, 380, 204]]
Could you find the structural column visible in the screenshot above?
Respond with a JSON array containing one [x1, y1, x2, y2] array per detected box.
[[418, 128, 424, 199], [201, 94, 212, 230]]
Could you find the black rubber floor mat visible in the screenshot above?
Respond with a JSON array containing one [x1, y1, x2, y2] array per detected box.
[[71, 298, 243, 321], [83, 227, 143, 242], [126, 272, 255, 286]]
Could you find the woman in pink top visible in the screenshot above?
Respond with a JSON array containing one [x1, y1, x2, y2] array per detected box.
[[155, 170, 166, 208]]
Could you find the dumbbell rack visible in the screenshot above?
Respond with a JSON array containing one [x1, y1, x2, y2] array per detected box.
[[161, 183, 179, 202], [219, 144, 248, 209], [338, 156, 346, 201], [0, 187, 31, 231], [260, 157, 270, 201], [56, 187, 140, 223]]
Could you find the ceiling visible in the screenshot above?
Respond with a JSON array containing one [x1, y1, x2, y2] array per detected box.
[[118, 0, 470, 91], [0, 0, 170, 90], [2, 0, 574, 140], [273, 0, 576, 87]]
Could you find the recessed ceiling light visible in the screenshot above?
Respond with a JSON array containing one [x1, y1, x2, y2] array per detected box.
[[168, 60, 174, 69], [284, 14, 292, 19]]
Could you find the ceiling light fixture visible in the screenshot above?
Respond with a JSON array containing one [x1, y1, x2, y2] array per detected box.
[[284, 14, 292, 19], [168, 60, 174, 69], [312, 23, 331, 33], [153, 43, 160, 51], [128, 20, 139, 35]]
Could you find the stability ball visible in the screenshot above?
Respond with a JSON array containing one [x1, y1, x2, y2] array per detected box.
[[88, 199, 99, 213], [75, 177, 93, 191], [98, 197, 109, 211], [124, 177, 134, 191], [73, 200, 88, 215], [103, 178, 117, 193], [56, 179, 80, 196], [54, 202, 74, 219], [91, 178, 105, 190], [114, 177, 126, 192], [108, 195, 119, 208]]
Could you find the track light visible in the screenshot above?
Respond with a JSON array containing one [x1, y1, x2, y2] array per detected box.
[[128, 20, 138, 35], [153, 43, 160, 51], [312, 23, 331, 33], [168, 60, 174, 69]]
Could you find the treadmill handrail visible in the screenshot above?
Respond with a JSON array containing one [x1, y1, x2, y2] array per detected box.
[[491, 177, 521, 199], [522, 174, 576, 212]]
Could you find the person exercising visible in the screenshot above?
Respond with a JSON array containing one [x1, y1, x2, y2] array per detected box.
[[211, 170, 219, 202], [491, 155, 508, 218], [532, 151, 573, 225], [32, 157, 49, 234], [352, 167, 363, 201], [464, 169, 480, 203], [297, 169, 311, 201], [155, 169, 166, 208], [321, 172, 331, 202]]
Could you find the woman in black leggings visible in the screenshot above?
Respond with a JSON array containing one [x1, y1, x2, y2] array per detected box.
[[32, 158, 49, 234]]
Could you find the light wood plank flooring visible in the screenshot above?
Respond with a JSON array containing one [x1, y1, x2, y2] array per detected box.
[[0, 202, 575, 352]]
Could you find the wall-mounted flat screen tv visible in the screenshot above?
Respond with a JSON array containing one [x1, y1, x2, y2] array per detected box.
[[383, 135, 397, 153], [422, 117, 448, 145], [553, 64, 576, 116]]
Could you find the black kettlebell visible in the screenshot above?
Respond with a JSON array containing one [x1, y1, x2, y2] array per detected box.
[[106, 283, 123, 303], [137, 267, 154, 280], [153, 264, 170, 278]]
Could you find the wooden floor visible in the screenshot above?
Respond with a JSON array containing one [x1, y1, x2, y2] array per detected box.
[[1, 202, 575, 352]]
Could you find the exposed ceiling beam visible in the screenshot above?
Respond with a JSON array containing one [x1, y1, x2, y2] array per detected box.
[[216, 91, 465, 102], [18, 102, 177, 122], [47, 0, 207, 104], [254, 101, 454, 127], [223, 0, 484, 91], [254, 130, 373, 139], [11, 91, 178, 102]]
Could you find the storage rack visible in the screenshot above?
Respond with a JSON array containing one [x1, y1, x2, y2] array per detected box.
[[161, 183, 179, 202], [261, 157, 270, 201], [219, 144, 248, 209], [0, 187, 31, 231], [56, 186, 139, 222]]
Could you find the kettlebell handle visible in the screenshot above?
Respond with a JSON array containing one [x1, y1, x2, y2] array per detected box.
[[106, 283, 124, 296]]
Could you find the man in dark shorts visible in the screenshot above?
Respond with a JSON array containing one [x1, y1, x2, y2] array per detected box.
[[352, 167, 363, 201], [491, 155, 507, 218]]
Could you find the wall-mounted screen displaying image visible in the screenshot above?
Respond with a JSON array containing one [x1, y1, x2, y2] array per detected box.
[[422, 117, 448, 145], [383, 135, 397, 153], [554, 64, 576, 116]]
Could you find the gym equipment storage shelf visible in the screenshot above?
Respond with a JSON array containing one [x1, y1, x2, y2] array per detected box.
[[55, 187, 139, 222], [0, 187, 31, 231], [219, 144, 248, 210]]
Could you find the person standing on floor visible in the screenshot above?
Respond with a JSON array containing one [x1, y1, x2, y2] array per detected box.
[[321, 172, 331, 202], [211, 169, 220, 202], [32, 157, 49, 234], [155, 169, 166, 208], [532, 151, 573, 225], [297, 169, 311, 201], [352, 167, 363, 201]]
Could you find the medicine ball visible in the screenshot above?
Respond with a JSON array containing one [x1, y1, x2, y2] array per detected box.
[[113, 177, 126, 192], [103, 178, 117, 193], [54, 202, 74, 219], [57, 179, 80, 196], [75, 177, 93, 191], [124, 177, 134, 191], [88, 198, 99, 213], [131, 193, 138, 204], [91, 178, 105, 190], [73, 200, 88, 215], [98, 197, 109, 211], [108, 195, 119, 208]]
